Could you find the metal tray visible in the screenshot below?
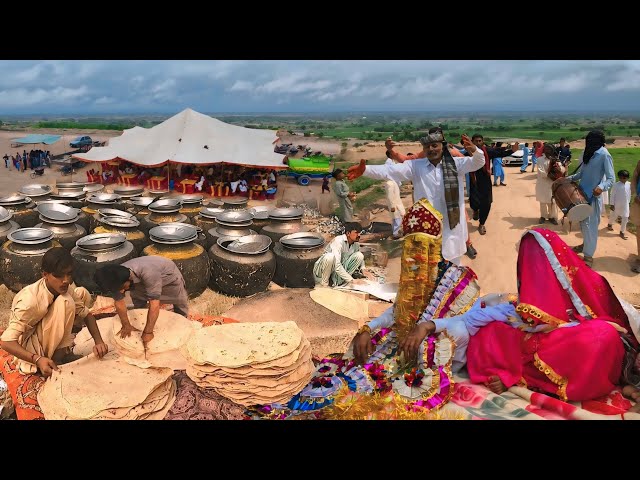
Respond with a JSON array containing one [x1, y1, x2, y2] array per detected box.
[[269, 207, 304, 219], [88, 193, 121, 203], [199, 207, 226, 219], [279, 232, 325, 250], [98, 208, 133, 218], [38, 214, 77, 225], [223, 197, 249, 206], [128, 196, 157, 207], [218, 234, 271, 255], [0, 206, 13, 223], [149, 223, 198, 242], [215, 210, 254, 225], [172, 194, 204, 205], [249, 206, 273, 220], [8, 228, 54, 245], [83, 183, 105, 193], [0, 194, 30, 205], [51, 191, 85, 199], [99, 216, 140, 228], [36, 203, 79, 222], [19, 184, 52, 196], [76, 233, 126, 251]]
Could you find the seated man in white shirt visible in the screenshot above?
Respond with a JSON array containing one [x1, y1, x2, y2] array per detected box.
[[313, 222, 368, 287]]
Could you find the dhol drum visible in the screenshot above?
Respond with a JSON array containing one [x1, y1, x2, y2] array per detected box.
[[552, 178, 593, 223]]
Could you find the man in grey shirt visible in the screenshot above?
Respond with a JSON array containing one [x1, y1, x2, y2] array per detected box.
[[94, 256, 189, 349], [333, 168, 355, 223]]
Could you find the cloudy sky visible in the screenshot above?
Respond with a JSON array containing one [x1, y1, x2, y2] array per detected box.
[[1, 60, 639, 115]]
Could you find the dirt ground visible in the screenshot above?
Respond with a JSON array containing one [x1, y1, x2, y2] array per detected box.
[[0, 128, 638, 331]]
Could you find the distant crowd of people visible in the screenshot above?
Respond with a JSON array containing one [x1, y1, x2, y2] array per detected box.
[[3, 149, 52, 172]]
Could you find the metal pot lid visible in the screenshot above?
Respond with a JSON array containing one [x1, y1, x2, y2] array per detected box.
[[114, 185, 144, 194], [52, 191, 86, 199], [215, 219, 253, 228], [204, 198, 224, 207], [36, 199, 71, 206], [218, 234, 271, 255], [269, 207, 304, 219], [213, 227, 257, 237], [76, 233, 126, 251], [199, 207, 226, 219], [19, 184, 52, 196], [160, 222, 203, 234], [0, 206, 13, 223], [215, 210, 254, 225], [171, 194, 204, 205], [97, 208, 133, 218], [149, 223, 198, 242], [36, 204, 79, 222], [223, 197, 249, 206], [8, 227, 54, 245], [83, 183, 105, 193], [249, 206, 273, 220], [38, 214, 77, 225], [280, 232, 325, 249], [0, 194, 30, 205], [88, 193, 121, 203], [56, 181, 86, 189], [148, 198, 182, 210], [129, 196, 157, 207], [99, 216, 140, 228]]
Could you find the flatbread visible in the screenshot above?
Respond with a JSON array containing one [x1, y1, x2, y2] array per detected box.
[[37, 352, 174, 420], [182, 321, 303, 368], [112, 309, 202, 358], [73, 317, 116, 357]]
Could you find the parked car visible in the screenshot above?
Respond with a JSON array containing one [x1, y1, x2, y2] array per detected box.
[[70, 136, 93, 148], [502, 149, 525, 166]]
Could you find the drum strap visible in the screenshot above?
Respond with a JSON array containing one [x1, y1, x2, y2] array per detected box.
[[569, 162, 583, 176]]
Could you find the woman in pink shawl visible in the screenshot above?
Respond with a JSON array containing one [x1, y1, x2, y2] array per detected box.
[[466, 227, 639, 403]]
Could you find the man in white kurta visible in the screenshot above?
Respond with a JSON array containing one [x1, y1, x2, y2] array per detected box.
[[607, 171, 631, 238], [313, 226, 365, 287], [352, 140, 485, 264], [535, 152, 559, 224]]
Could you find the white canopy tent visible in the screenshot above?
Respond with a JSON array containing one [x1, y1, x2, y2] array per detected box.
[[71, 108, 287, 170]]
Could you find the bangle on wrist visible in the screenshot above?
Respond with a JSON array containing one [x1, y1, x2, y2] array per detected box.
[[34, 355, 43, 365], [357, 325, 372, 335]]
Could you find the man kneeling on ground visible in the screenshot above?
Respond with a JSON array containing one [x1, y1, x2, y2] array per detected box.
[[93, 256, 189, 350], [0, 248, 108, 378], [313, 222, 370, 287]]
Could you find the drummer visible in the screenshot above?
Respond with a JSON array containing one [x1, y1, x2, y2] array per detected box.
[[93, 256, 189, 349], [565, 130, 615, 267]]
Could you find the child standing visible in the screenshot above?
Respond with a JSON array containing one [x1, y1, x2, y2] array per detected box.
[[321, 174, 330, 194], [607, 169, 631, 239]]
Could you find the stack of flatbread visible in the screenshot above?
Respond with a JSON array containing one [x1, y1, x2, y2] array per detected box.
[[37, 352, 176, 420], [74, 309, 202, 370], [182, 321, 314, 407]]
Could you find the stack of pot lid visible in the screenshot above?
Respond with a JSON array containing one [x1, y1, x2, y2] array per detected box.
[[35, 199, 71, 206], [222, 196, 248, 208], [249, 205, 273, 220], [168, 194, 204, 206], [215, 210, 254, 227], [83, 183, 105, 194], [87, 193, 121, 205], [148, 198, 182, 214], [8, 227, 54, 245], [36, 204, 80, 224], [98, 208, 133, 219], [218, 234, 271, 255], [51, 190, 86, 201], [76, 233, 127, 251], [0, 206, 13, 223], [19, 184, 52, 199], [99, 215, 141, 228], [149, 223, 198, 245], [199, 206, 225, 219], [114, 185, 145, 198], [0, 194, 32, 206], [279, 232, 325, 250], [269, 207, 304, 220], [129, 196, 157, 208]]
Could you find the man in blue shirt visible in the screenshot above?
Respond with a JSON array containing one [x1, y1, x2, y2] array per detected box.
[[566, 131, 615, 267]]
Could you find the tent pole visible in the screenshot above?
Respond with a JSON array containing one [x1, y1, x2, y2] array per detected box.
[[168, 162, 171, 192]]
